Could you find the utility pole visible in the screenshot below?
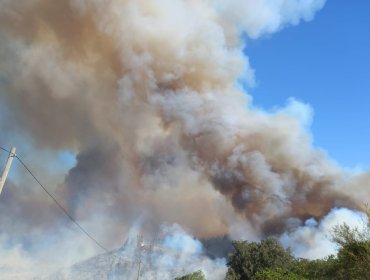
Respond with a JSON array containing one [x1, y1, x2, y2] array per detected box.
[[136, 234, 143, 280], [136, 258, 141, 280], [0, 146, 16, 195]]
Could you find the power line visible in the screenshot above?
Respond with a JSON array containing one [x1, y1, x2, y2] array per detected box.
[[16, 156, 110, 254], [0, 146, 110, 255], [0, 146, 10, 154]]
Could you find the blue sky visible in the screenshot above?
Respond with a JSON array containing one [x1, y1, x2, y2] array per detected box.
[[245, 0, 370, 169]]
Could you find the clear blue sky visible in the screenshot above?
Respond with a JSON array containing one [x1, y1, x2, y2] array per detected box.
[[245, 0, 370, 169]]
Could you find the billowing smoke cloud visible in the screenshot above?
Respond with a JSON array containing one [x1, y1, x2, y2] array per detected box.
[[0, 0, 369, 278], [280, 207, 367, 259]]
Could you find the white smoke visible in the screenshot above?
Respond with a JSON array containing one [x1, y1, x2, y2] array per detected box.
[[280, 208, 367, 259], [212, 0, 327, 38]]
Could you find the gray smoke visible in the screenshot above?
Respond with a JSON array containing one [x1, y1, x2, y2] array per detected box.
[[0, 0, 369, 278]]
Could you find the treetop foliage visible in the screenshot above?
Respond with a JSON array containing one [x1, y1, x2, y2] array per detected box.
[[225, 207, 370, 280]]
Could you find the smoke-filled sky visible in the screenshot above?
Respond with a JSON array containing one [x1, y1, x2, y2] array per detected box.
[[0, 0, 369, 279]]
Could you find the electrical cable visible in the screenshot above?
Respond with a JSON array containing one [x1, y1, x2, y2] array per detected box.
[[16, 156, 110, 254], [0, 146, 111, 254], [0, 146, 10, 154]]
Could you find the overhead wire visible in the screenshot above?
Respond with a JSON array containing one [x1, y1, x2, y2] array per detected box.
[[0, 146, 10, 154], [0, 146, 111, 255]]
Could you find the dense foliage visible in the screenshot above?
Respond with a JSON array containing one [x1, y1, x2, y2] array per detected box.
[[224, 209, 370, 280], [225, 239, 294, 280]]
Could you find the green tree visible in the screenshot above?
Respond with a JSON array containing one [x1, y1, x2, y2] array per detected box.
[[255, 267, 306, 280], [226, 238, 294, 280], [174, 270, 205, 280], [291, 256, 337, 280], [330, 208, 370, 279]]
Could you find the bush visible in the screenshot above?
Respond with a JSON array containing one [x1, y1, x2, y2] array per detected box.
[[226, 238, 294, 280], [255, 267, 306, 280], [174, 270, 206, 280]]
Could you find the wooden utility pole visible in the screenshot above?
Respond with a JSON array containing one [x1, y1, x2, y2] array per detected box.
[[0, 147, 16, 195]]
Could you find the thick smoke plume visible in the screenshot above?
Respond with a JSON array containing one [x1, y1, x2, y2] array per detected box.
[[0, 0, 369, 278]]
